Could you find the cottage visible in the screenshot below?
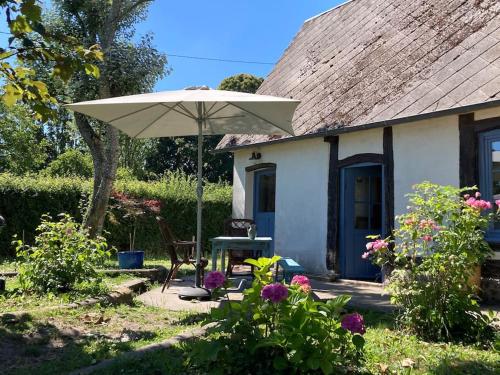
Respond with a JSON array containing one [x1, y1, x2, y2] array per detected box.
[[216, 0, 500, 286]]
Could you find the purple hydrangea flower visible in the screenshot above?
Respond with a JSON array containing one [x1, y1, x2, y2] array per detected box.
[[204, 271, 225, 289], [261, 283, 288, 303], [341, 312, 366, 335]]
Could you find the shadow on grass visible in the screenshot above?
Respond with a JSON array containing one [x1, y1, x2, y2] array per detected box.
[[348, 307, 396, 330], [429, 359, 499, 375], [0, 312, 160, 375], [172, 312, 209, 326]]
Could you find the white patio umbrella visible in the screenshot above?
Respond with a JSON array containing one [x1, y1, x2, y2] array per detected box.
[[66, 87, 299, 297]]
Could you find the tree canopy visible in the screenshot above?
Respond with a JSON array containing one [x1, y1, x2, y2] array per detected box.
[[0, 0, 102, 120], [218, 73, 264, 93]]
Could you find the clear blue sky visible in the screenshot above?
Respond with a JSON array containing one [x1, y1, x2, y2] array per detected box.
[[1, 1, 343, 90], [134, 0, 342, 90]]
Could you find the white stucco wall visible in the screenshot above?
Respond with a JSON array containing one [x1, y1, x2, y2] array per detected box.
[[231, 106, 500, 273], [338, 127, 383, 159], [393, 115, 460, 216], [232, 138, 330, 274]]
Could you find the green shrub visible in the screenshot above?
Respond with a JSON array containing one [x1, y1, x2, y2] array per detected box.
[[189, 257, 365, 374], [14, 214, 110, 294], [365, 182, 497, 344], [0, 172, 232, 257], [42, 149, 94, 178]]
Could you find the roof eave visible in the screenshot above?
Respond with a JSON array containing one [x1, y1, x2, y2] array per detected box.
[[214, 99, 500, 153]]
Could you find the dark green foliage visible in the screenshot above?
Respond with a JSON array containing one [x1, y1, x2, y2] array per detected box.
[[42, 149, 93, 178], [218, 73, 264, 93], [145, 136, 233, 183], [189, 258, 365, 374], [15, 213, 110, 293], [0, 103, 48, 174], [0, 172, 232, 257]]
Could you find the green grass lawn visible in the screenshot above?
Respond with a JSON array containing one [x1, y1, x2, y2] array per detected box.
[[0, 273, 139, 312], [92, 310, 499, 375], [0, 301, 204, 375]]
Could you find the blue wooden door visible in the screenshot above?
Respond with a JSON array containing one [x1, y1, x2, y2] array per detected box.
[[340, 165, 382, 279], [253, 169, 276, 249]]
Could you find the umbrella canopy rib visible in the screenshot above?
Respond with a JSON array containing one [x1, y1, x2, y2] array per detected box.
[[133, 102, 181, 138], [109, 103, 160, 124], [205, 103, 231, 119], [159, 103, 197, 120], [178, 103, 198, 119]]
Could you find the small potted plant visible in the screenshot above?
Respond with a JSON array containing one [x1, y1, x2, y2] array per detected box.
[[111, 192, 161, 269]]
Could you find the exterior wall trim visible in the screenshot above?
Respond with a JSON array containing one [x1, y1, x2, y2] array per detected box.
[[245, 163, 277, 172]]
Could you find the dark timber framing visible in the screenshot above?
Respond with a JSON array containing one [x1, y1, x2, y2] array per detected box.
[[325, 136, 339, 272], [459, 113, 500, 188], [459, 113, 500, 256], [324, 127, 395, 273], [245, 163, 276, 173], [383, 127, 395, 235]]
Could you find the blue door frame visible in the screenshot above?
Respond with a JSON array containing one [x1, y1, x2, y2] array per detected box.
[[339, 163, 383, 280], [253, 168, 276, 250]]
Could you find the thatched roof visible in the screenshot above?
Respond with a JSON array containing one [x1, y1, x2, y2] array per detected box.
[[218, 0, 500, 150]]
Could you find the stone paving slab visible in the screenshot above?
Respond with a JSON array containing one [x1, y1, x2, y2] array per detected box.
[[310, 279, 393, 313], [137, 277, 247, 314]]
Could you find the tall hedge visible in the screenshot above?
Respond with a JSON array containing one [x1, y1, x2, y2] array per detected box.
[[0, 173, 232, 257]]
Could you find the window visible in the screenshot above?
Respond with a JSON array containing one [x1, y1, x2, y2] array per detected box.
[[479, 129, 500, 240]]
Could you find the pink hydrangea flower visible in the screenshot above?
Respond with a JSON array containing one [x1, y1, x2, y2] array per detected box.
[[496, 200, 500, 208], [422, 234, 433, 242], [363, 239, 389, 260], [341, 313, 366, 335], [204, 271, 225, 289], [261, 283, 288, 303], [475, 192, 481, 198], [465, 197, 492, 211], [291, 275, 311, 294], [404, 218, 416, 226], [419, 219, 439, 230], [291, 275, 310, 286], [372, 239, 389, 250], [464, 194, 470, 199]]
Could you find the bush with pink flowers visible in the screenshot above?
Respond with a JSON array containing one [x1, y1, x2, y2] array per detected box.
[[364, 182, 498, 344], [189, 257, 365, 373]]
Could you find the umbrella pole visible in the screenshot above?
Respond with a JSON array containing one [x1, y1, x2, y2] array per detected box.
[[195, 117, 203, 288]]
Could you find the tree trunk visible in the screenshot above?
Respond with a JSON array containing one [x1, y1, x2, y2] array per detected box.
[[85, 125, 120, 237], [73, 0, 147, 237]]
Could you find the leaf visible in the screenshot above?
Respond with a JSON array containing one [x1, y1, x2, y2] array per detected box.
[[273, 356, 288, 370], [378, 363, 389, 374], [306, 356, 320, 370], [320, 359, 333, 375], [244, 258, 260, 267], [401, 358, 415, 368], [84, 63, 100, 78], [20, 0, 42, 22], [2, 83, 23, 106], [352, 334, 365, 350], [10, 15, 33, 34]]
